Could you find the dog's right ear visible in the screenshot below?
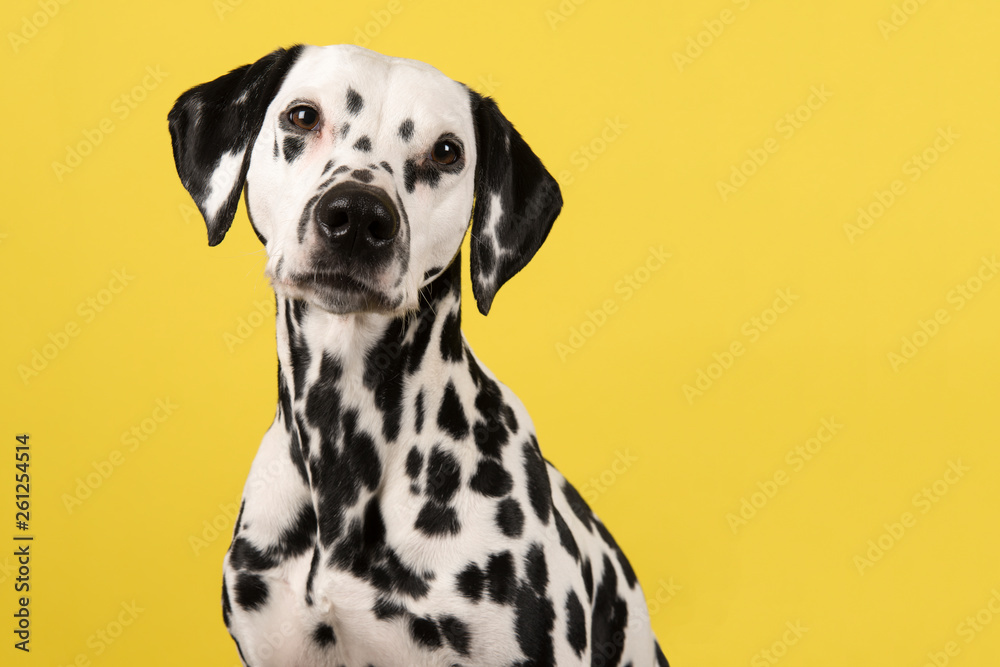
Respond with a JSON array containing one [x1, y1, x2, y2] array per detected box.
[[168, 45, 304, 246]]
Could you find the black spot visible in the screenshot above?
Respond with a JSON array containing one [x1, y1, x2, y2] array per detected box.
[[524, 543, 548, 590], [374, 596, 407, 619], [344, 410, 381, 491], [595, 521, 638, 590], [405, 316, 434, 376], [486, 551, 516, 605], [495, 497, 524, 538], [340, 122, 350, 138], [410, 616, 441, 648], [405, 446, 423, 480], [234, 572, 269, 611], [272, 137, 279, 159], [472, 378, 510, 459], [581, 558, 594, 602], [354, 136, 372, 152], [304, 361, 362, 548], [313, 623, 336, 647], [380, 161, 393, 174], [457, 562, 485, 601], [289, 427, 309, 485], [470, 459, 513, 497], [440, 310, 463, 363], [380, 551, 431, 598], [553, 508, 580, 562], [322, 160, 335, 175], [591, 555, 629, 667], [426, 446, 462, 503], [363, 497, 387, 546], [292, 298, 308, 326], [364, 321, 407, 442], [352, 168, 374, 183], [346, 88, 364, 115], [297, 192, 322, 243], [305, 545, 320, 604], [284, 136, 304, 162], [404, 157, 442, 193], [562, 478, 594, 531], [415, 501, 460, 536], [278, 502, 317, 559], [513, 583, 555, 666], [229, 537, 277, 570], [415, 391, 425, 434], [523, 440, 551, 524], [222, 578, 232, 626], [438, 615, 471, 656], [332, 164, 350, 176], [398, 118, 414, 141], [438, 381, 469, 439], [304, 354, 341, 440], [331, 511, 430, 599], [278, 369, 293, 427], [503, 404, 519, 433], [472, 420, 507, 460], [286, 305, 312, 397], [566, 589, 586, 656]]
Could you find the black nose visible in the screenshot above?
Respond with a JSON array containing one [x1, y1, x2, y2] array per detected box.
[[315, 183, 399, 258]]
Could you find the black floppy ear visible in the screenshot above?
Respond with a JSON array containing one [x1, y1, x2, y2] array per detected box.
[[468, 91, 563, 315], [168, 45, 304, 246]]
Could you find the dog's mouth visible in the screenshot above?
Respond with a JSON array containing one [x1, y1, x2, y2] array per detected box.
[[273, 271, 400, 314]]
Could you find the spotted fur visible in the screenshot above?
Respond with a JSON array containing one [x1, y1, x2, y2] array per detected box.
[[168, 44, 667, 667]]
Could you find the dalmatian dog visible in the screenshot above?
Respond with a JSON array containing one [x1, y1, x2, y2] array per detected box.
[[168, 44, 668, 667]]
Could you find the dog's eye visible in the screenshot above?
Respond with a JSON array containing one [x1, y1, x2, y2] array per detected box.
[[288, 105, 319, 131], [430, 139, 461, 165]]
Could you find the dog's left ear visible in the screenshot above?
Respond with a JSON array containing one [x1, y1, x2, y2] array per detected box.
[[468, 91, 563, 315], [168, 45, 304, 246]]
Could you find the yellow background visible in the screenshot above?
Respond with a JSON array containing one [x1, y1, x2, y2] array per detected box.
[[4, 0, 1000, 664]]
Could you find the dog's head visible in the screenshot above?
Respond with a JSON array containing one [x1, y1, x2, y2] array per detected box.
[[168, 44, 561, 315]]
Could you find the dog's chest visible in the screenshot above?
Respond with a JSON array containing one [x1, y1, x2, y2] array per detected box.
[[222, 346, 594, 666]]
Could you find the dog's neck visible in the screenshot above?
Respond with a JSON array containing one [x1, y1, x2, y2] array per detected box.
[[275, 257, 464, 403], [272, 257, 468, 546]]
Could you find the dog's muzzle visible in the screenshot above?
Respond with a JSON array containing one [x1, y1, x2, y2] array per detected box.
[[315, 182, 399, 262]]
